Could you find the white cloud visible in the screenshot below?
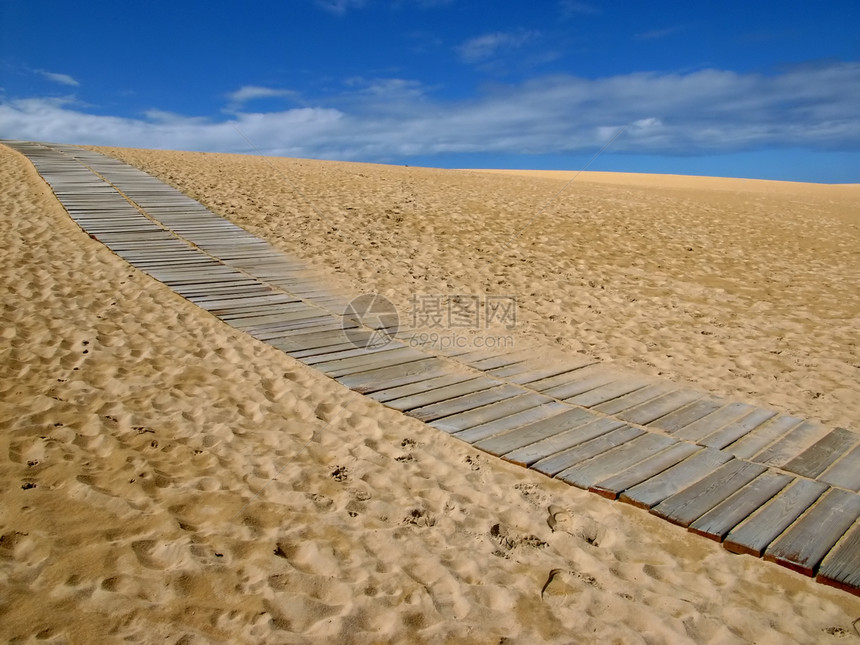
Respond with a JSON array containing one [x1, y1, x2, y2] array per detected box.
[[457, 30, 537, 63], [559, 1, 599, 18], [225, 85, 299, 111], [316, 0, 367, 15], [635, 25, 686, 41], [2, 62, 859, 161], [37, 70, 79, 86]]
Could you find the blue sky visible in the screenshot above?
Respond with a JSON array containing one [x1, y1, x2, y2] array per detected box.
[[2, 0, 859, 182]]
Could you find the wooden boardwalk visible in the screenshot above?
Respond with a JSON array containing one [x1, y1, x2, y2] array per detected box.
[[6, 140, 859, 596]]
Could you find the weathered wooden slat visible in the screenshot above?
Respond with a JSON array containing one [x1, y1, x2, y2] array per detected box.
[[750, 421, 831, 468], [647, 397, 726, 434], [466, 349, 538, 371], [456, 402, 571, 445], [589, 443, 701, 500], [430, 393, 553, 434], [540, 367, 622, 401], [527, 363, 617, 394], [726, 417, 806, 461], [337, 359, 453, 393], [486, 359, 545, 378], [616, 389, 702, 425], [316, 347, 429, 379], [269, 329, 356, 352], [619, 448, 733, 509], [763, 488, 860, 576], [383, 377, 502, 411], [650, 460, 766, 528], [253, 319, 357, 342], [592, 382, 676, 416], [818, 443, 860, 492], [482, 409, 610, 463], [300, 342, 395, 365], [368, 372, 476, 403], [671, 402, 757, 441], [556, 433, 677, 489], [816, 519, 860, 595], [781, 427, 859, 478], [698, 408, 782, 450], [565, 376, 652, 408], [408, 384, 525, 422], [688, 470, 793, 542], [723, 479, 828, 557], [508, 360, 597, 386], [530, 425, 643, 476]]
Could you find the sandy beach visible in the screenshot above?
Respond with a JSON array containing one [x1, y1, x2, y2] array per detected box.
[[2, 142, 860, 643]]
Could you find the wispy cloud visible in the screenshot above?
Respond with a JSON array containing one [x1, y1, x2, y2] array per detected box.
[[225, 85, 299, 110], [3, 62, 859, 162], [457, 30, 537, 63], [37, 70, 79, 86], [316, 0, 367, 15], [559, 0, 599, 18], [635, 25, 686, 40]]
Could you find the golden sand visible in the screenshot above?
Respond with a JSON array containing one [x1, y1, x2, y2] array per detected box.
[[1, 142, 859, 642]]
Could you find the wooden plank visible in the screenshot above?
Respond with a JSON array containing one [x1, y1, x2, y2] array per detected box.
[[699, 408, 783, 450], [726, 416, 805, 461], [523, 362, 612, 392], [819, 443, 860, 492], [565, 376, 652, 408], [619, 448, 733, 510], [616, 389, 702, 425], [466, 349, 538, 371], [455, 402, 571, 444], [648, 397, 729, 434], [479, 408, 608, 462], [589, 442, 701, 500], [556, 433, 677, 489], [750, 421, 831, 467], [203, 294, 299, 313], [368, 373, 476, 403], [300, 342, 395, 365], [782, 427, 859, 478], [672, 401, 757, 441], [486, 359, 545, 378], [688, 471, 794, 542], [271, 329, 356, 352], [315, 347, 429, 378], [651, 460, 767, 528], [447, 347, 507, 363], [764, 488, 860, 576], [539, 367, 622, 400], [247, 317, 349, 340], [383, 378, 502, 411], [507, 360, 597, 385], [723, 479, 828, 557], [337, 359, 452, 392], [556, 432, 677, 489], [530, 425, 643, 476], [430, 393, 554, 434], [407, 384, 525, 422], [592, 382, 675, 416], [816, 519, 860, 595]]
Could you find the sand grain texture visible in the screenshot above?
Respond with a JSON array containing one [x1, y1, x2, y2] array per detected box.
[[1, 143, 859, 643]]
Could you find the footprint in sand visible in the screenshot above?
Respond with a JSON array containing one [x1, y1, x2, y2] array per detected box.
[[540, 568, 603, 605], [547, 505, 604, 547]]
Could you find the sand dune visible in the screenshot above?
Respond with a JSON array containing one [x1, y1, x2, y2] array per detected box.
[[99, 147, 860, 429], [2, 142, 859, 643]]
